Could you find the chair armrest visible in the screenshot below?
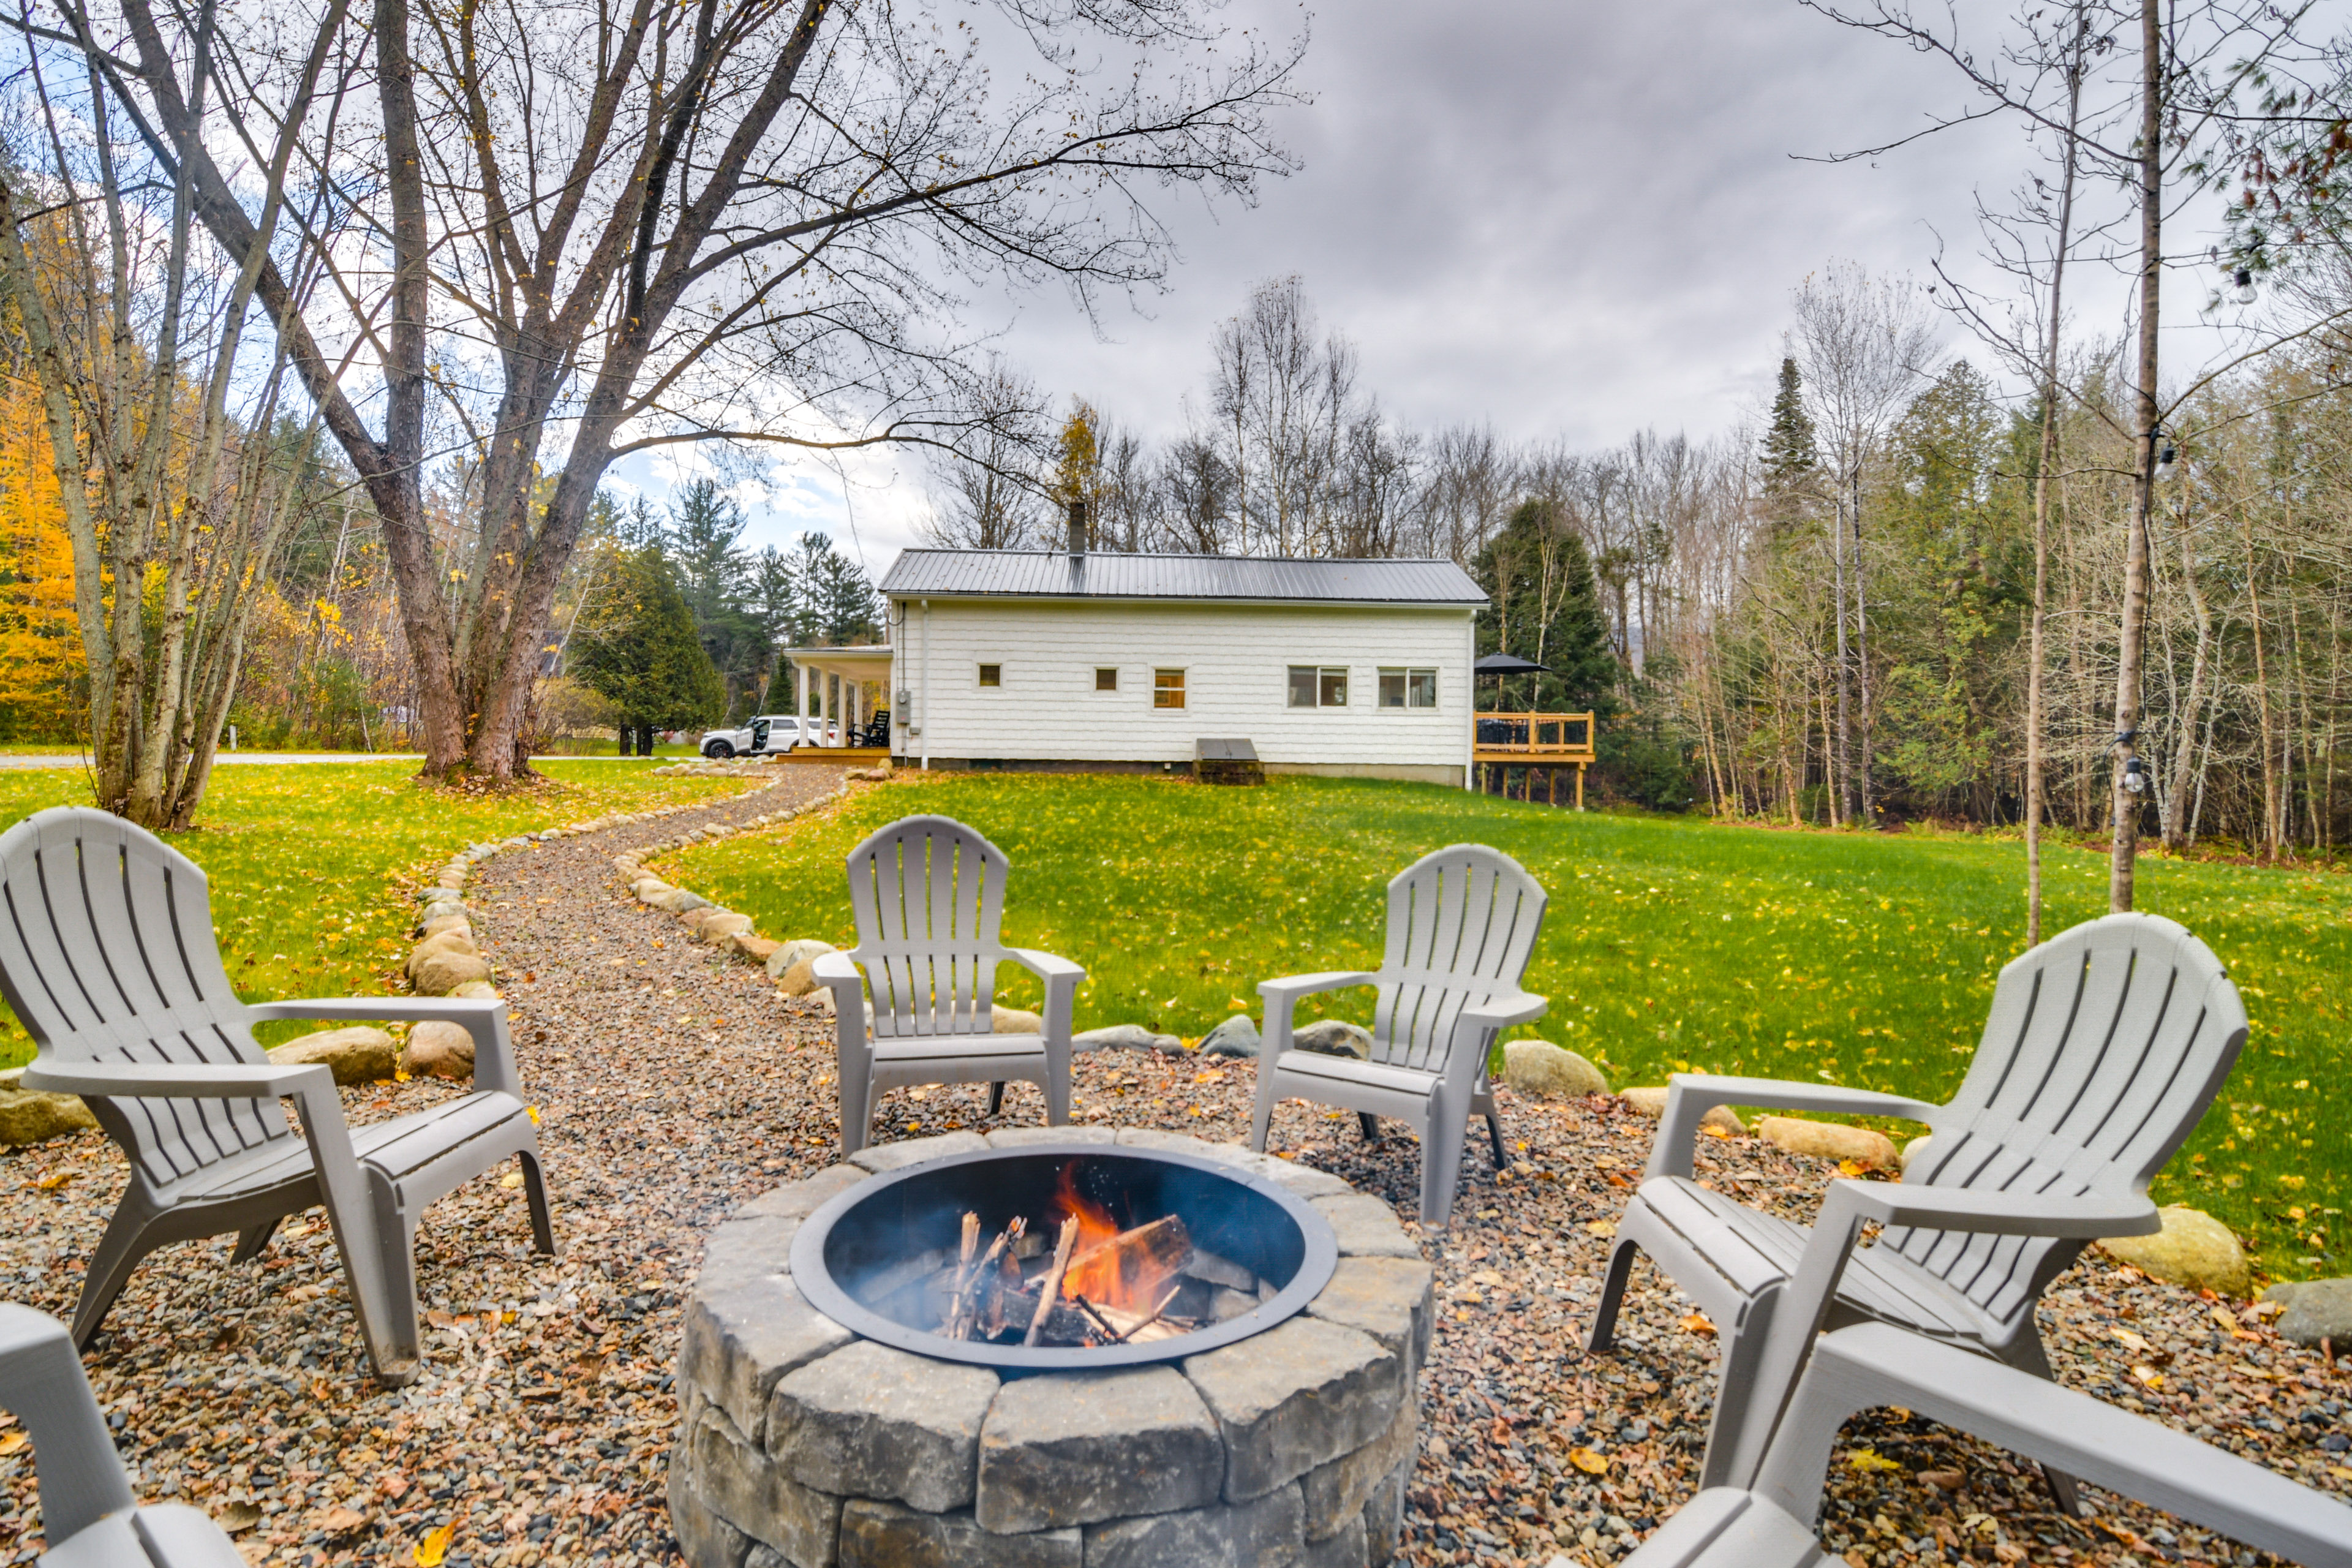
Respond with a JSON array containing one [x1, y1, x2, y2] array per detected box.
[[810, 951, 864, 990], [1758, 1324, 2352, 1567], [1834, 1181, 2158, 1240], [1458, 990, 1547, 1030], [22, 1059, 337, 1100], [1645, 1072, 1943, 1181], [0, 1304, 135, 1544], [1005, 949, 1085, 1046], [247, 995, 522, 1098]]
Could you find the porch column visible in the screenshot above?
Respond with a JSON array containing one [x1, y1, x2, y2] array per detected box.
[[799, 662, 811, 741]]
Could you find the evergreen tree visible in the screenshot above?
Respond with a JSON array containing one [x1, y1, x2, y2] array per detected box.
[[668, 478, 771, 717], [1472, 497, 1617, 715], [1761, 355, 1820, 514], [569, 544, 726, 753]]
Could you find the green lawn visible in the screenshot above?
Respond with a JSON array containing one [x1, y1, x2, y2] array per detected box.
[[665, 771, 2351, 1284], [0, 761, 752, 1066]]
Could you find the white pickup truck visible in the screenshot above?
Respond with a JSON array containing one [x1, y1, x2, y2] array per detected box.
[[698, 715, 832, 758]]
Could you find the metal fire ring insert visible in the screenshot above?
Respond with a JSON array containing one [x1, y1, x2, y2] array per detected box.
[[788, 1138, 1340, 1371]]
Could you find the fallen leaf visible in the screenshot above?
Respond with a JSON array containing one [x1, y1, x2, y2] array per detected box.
[[2210, 1303, 2242, 1334], [0, 1431, 24, 1455], [1846, 1448, 1903, 1472], [214, 1501, 263, 1532], [378, 1473, 411, 1501], [2111, 1327, 2152, 1354], [1837, 1159, 1869, 1178], [34, 1170, 76, 1191], [500, 1171, 525, 1188], [1194, 1071, 1226, 1085], [1702, 1124, 1734, 1140], [1569, 1447, 1610, 1474], [1679, 1312, 1716, 1336], [1583, 1219, 1616, 1237], [322, 1506, 372, 1535], [1918, 1468, 1964, 1491], [2130, 1364, 2165, 1390], [414, 1521, 456, 1566]]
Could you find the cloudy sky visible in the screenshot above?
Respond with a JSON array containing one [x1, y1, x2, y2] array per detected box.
[[619, 0, 2148, 575]]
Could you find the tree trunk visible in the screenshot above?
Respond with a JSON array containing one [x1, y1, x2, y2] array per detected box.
[[2109, 0, 2162, 914]]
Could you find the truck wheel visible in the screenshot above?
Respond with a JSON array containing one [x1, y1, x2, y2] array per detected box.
[[705, 740, 735, 759]]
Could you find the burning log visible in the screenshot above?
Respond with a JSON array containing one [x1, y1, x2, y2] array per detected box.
[[1023, 1217, 1082, 1346], [944, 1217, 1023, 1341], [1062, 1215, 1192, 1309]]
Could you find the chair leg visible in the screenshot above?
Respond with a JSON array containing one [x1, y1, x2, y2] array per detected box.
[[1419, 1098, 1467, 1228], [1042, 1067, 1068, 1127], [350, 1170, 422, 1387], [1586, 1234, 1642, 1354], [517, 1148, 557, 1256], [228, 1218, 282, 1265], [1247, 1068, 1280, 1153], [1485, 1110, 1509, 1169], [1357, 1112, 1381, 1144], [839, 1067, 873, 1158], [70, 1200, 163, 1351], [987, 1082, 1006, 1118], [2001, 1327, 2086, 1516], [1697, 1291, 1782, 1491]]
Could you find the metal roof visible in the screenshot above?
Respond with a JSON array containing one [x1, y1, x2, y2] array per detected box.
[[878, 549, 1485, 606]]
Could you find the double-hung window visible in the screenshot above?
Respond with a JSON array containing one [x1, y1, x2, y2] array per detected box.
[[1287, 666, 1348, 708], [1153, 669, 1186, 709], [1378, 667, 1439, 710]]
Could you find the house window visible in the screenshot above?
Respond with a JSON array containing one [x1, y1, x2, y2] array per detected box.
[[1378, 667, 1439, 709], [1153, 669, 1186, 709], [978, 663, 1001, 688], [1095, 668, 1118, 692], [1287, 666, 1348, 708]]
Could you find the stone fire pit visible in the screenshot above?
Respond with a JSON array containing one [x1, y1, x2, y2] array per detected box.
[[669, 1128, 1434, 1567]]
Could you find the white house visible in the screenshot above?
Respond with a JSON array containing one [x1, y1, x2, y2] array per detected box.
[[875, 547, 1488, 785]]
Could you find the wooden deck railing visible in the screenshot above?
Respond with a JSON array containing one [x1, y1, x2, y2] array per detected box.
[[1473, 711, 1597, 762]]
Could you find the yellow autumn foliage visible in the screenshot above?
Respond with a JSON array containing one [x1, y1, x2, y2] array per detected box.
[[0, 374, 84, 739]]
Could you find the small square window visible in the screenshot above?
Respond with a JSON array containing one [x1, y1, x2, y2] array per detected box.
[[1153, 668, 1186, 709], [1379, 666, 1439, 709], [978, 664, 1001, 688], [1288, 665, 1348, 707], [1096, 668, 1118, 692]]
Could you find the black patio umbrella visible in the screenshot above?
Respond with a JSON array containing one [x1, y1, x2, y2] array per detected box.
[[1474, 651, 1549, 710]]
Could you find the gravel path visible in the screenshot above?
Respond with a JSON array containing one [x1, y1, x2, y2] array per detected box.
[[3, 771, 2346, 1568]]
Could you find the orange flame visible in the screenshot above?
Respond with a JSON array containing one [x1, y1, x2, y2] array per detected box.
[[1052, 1164, 1183, 1315]]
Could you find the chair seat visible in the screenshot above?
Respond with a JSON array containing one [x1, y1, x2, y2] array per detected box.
[[1636, 1177, 2002, 1346], [162, 1091, 530, 1206], [1273, 1049, 1438, 1099], [873, 1032, 1047, 1064]]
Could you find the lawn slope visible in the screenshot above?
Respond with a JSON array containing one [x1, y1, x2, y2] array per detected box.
[[670, 771, 2351, 1281]]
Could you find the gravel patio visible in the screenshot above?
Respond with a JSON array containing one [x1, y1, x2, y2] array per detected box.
[[2, 769, 2345, 1567]]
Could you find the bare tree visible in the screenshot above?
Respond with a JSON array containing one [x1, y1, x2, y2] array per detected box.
[[68, 0, 1302, 781], [925, 361, 1047, 549]]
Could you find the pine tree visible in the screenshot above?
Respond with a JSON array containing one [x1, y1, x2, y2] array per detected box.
[[1473, 497, 1617, 715], [1762, 355, 1819, 492], [569, 545, 726, 752]]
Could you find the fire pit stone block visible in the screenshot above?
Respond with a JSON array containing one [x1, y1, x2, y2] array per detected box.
[[975, 1366, 1224, 1534], [1180, 1317, 1404, 1501], [684, 1400, 843, 1567], [1079, 1480, 1306, 1568], [986, 1125, 1118, 1148], [1303, 1256, 1436, 1371], [1112, 1128, 1353, 1199], [1309, 1193, 1421, 1259], [666, 1465, 753, 1568], [1300, 1393, 1417, 1539], [847, 1129, 990, 1174], [839, 1498, 1080, 1567], [682, 1267, 854, 1442], [767, 1340, 1000, 1513]]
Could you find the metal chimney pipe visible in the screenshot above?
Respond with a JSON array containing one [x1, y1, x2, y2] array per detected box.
[[1067, 498, 1088, 556]]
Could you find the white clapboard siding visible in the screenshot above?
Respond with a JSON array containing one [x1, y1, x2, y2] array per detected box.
[[889, 598, 1476, 769]]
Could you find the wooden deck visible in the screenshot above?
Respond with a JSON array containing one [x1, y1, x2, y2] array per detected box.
[[777, 746, 891, 764], [1472, 711, 1596, 764]]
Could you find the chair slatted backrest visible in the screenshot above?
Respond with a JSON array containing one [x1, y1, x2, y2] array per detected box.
[[844, 816, 1012, 1039], [1889, 913, 2246, 1327], [1368, 845, 1548, 1074], [0, 808, 286, 1188]]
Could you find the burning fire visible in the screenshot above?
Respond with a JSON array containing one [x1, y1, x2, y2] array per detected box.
[[1055, 1164, 1181, 1314]]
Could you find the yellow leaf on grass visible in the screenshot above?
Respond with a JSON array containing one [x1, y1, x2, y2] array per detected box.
[[1569, 1447, 1610, 1474], [1846, 1448, 1903, 1473], [1584, 1219, 1616, 1238], [415, 1522, 456, 1566]]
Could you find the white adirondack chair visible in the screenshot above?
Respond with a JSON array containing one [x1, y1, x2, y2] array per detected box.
[[1588, 912, 2246, 1509], [812, 816, 1084, 1155], [1, 807, 554, 1387], [1247, 843, 1548, 1227], [1, 1302, 246, 1567], [1618, 1322, 2352, 1568]]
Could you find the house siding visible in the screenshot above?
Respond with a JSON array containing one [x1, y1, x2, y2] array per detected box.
[[890, 597, 1474, 777]]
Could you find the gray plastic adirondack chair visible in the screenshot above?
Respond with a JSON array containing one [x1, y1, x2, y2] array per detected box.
[[1, 807, 554, 1387], [1, 1302, 245, 1567], [1247, 843, 1548, 1227], [813, 816, 1084, 1156], [1615, 1322, 2352, 1568], [1588, 913, 2245, 1509]]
